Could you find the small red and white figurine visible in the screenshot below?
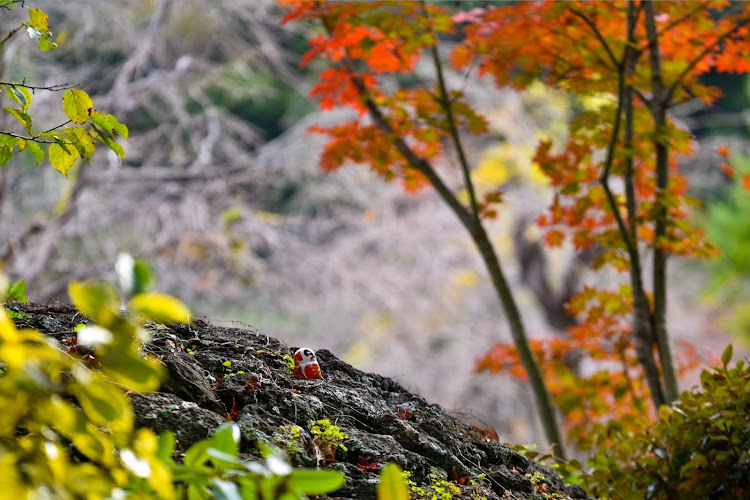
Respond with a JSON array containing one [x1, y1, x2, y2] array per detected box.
[[294, 347, 322, 379]]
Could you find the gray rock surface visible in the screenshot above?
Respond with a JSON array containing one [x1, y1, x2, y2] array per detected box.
[[9, 301, 591, 499]]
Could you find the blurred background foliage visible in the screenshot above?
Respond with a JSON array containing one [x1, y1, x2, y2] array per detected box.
[[2, 0, 750, 445]]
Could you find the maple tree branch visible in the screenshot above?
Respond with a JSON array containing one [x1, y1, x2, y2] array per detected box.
[[422, 3, 480, 226], [632, 3, 707, 58], [654, 3, 706, 42], [344, 70, 471, 228], [599, 1, 666, 410], [568, 7, 620, 71], [667, 15, 750, 100], [316, 6, 569, 457], [599, 5, 637, 265], [599, 93, 633, 255]]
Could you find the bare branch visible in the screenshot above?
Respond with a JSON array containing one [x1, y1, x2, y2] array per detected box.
[[0, 80, 81, 92]]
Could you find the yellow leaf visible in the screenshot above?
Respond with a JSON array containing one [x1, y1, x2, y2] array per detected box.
[[377, 463, 409, 500], [62, 89, 93, 124], [454, 269, 480, 288], [71, 369, 134, 434], [68, 280, 121, 328], [128, 293, 191, 325], [474, 154, 511, 187], [49, 142, 78, 175]]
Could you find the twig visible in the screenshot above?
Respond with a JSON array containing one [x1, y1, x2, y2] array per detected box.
[[0, 80, 81, 93]]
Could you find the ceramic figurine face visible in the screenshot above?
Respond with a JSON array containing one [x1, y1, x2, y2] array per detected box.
[[293, 347, 322, 379]]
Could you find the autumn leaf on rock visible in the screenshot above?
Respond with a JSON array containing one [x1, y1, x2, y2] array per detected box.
[[357, 456, 379, 471]]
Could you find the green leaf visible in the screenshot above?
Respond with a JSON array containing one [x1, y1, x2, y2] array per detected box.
[[377, 463, 409, 500], [157, 431, 177, 463], [68, 280, 121, 327], [0, 146, 12, 168], [90, 111, 115, 137], [721, 344, 733, 368], [208, 479, 242, 500], [71, 372, 133, 434], [93, 131, 126, 161], [90, 111, 129, 139], [6, 84, 32, 111], [133, 258, 156, 295], [128, 293, 191, 325], [99, 352, 164, 392], [206, 448, 245, 469], [4, 108, 33, 134], [49, 141, 78, 174], [37, 38, 57, 51], [209, 424, 239, 455], [0, 134, 19, 148], [62, 89, 93, 124], [43, 396, 113, 464], [28, 8, 51, 33], [25, 141, 45, 165], [184, 439, 210, 467], [290, 469, 345, 495], [27, 9, 57, 51], [7, 280, 27, 303]]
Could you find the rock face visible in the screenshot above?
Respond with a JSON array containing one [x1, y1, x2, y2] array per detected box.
[[9, 302, 589, 500]]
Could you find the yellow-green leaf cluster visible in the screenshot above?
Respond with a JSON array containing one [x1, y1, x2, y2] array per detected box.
[[26, 8, 57, 51], [0, 300, 174, 499], [1, 7, 127, 174]]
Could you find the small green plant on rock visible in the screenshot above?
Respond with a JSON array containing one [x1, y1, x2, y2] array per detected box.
[[274, 424, 304, 456], [403, 471, 460, 500], [281, 352, 296, 375], [309, 419, 348, 464], [525, 471, 551, 497]]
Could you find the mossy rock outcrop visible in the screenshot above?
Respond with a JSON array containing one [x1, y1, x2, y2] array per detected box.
[[8, 302, 589, 499]]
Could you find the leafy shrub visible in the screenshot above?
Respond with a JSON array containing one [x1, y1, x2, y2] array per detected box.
[[583, 345, 750, 499], [0, 278, 178, 498], [0, 274, 344, 498]]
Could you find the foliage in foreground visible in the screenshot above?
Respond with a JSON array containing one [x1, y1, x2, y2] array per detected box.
[[579, 344, 750, 499], [0, 273, 344, 499]]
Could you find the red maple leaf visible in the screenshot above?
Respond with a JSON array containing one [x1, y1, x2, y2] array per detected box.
[[357, 456, 379, 471], [226, 398, 241, 422]]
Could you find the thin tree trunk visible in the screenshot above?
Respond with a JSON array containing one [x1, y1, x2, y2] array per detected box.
[[643, 0, 679, 404], [467, 218, 567, 458], [582, 1, 666, 408], [625, 1, 666, 408], [337, 45, 567, 457], [423, 8, 566, 456]]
